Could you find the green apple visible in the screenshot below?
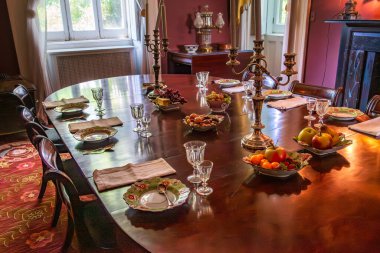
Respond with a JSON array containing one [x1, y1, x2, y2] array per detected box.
[[312, 133, 333, 150], [297, 127, 318, 146]]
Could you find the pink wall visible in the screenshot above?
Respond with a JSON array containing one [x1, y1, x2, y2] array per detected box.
[[161, 0, 230, 73], [304, 0, 380, 88]]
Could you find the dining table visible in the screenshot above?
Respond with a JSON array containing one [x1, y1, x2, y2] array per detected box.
[[45, 74, 380, 253]]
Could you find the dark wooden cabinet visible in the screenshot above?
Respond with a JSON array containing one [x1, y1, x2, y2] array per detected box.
[[167, 50, 253, 79]]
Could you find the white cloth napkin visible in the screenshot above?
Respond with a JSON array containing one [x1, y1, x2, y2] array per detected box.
[[93, 158, 176, 192], [267, 97, 308, 110], [349, 117, 380, 137], [222, 86, 245, 94]]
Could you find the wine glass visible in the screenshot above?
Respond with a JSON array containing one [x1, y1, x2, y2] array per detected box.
[[315, 99, 329, 128], [200, 71, 209, 91], [130, 103, 144, 132], [91, 88, 105, 116], [196, 72, 203, 88], [183, 141, 206, 184], [140, 114, 152, 138], [304, 98, 317, 126], [196, 160, 213, 196], [242, 81, 253, 101]]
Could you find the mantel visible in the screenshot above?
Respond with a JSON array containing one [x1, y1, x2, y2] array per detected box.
[[325, 19, 380, 27]]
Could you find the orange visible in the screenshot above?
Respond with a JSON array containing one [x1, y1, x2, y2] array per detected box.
[[260, 159, 268, 167], [261, 162, 272, 170], [271, 162, 280, 169]]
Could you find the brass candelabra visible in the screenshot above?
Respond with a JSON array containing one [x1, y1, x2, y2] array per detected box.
[[227, 41, 297, 150], [144, 30, 169, 99]]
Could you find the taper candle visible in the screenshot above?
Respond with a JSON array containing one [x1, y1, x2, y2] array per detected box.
[[162, 1, 167, 39], [254, 0, 262, 41], [145, 0, 149, 33], [231, 0, 237, 47], [155, 0, 163, 30], [287, 0, 296, 52]]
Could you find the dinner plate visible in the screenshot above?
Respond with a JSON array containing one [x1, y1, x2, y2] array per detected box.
[[123, 177, 190, 212], [73, 126, 117, 143], [326, 107, 364, 121], [263, 90, 293, 100], [54, 103, 89, 115], [214, 79, 240, 88]]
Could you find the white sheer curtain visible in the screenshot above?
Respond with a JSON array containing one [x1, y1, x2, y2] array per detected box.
[[238, 0, 252, 50], [26, 0, 52, 121], [134, 0, 159, 74], [282, 0, 311, 83]]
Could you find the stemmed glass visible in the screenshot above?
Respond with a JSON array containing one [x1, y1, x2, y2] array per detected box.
[[140, 114, 152, 138], [315, 99, 329, 128], [196, 72, 203, 88], [197, 160, 213, 196], [199, 71, 209, 91], [130, 103, 144, 132], [91, 88, 105, 116], [242, 81, 253, 101], [304, 98, 316, 126], [183, 141, 206, 184]]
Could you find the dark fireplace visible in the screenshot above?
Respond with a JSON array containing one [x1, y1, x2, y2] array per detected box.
[[327, 20, 380, 111]]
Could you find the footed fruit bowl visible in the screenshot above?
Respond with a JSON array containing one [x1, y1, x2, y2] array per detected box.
[[294, 126, 352, 156], [243, 147, 312, 178], [206, 91, 231, 113]]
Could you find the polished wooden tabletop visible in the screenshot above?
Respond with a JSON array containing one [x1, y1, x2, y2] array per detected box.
[[46, 74, 380, 253]]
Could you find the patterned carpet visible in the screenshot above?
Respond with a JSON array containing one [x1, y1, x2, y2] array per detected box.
[[0, 140, 74, 252]]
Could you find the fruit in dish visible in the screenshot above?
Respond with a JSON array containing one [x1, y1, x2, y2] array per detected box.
[[183, 113, 223, 128], [206, 91, 231, 104], [156, 88, 187, 105]]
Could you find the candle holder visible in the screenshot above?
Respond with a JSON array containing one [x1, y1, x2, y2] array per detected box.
[[144, 29, 169, 99], [227, 40, 297, 150]]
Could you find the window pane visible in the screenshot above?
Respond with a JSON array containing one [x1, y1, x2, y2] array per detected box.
[[101, 0, 124, 29], [277, 0, 288, 25], [69, 0, 96, 31], [46, 0, 63, 31]]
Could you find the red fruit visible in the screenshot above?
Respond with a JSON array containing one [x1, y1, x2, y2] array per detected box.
[[264, 147, 287, 163]]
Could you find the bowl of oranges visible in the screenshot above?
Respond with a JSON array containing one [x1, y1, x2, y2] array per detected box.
[[243, 146, 312, 178]]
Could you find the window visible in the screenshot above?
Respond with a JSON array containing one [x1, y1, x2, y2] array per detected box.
[[46, 0, 135, 41], [265, 0, 288, 34]]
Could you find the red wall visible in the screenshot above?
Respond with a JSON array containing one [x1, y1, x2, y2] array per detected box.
[[304, 0, 380, 88]]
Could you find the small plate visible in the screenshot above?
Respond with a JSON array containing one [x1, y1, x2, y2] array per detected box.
[[327, 107, 364, 121], [73, 126, 117, 143], [293, 137, 353, 156], [54, 103, 89, 115], [214, 79, 240, 88], [263, 90, 293, 100], [123, 177, 190, 212], [154, 102, 181, 112]]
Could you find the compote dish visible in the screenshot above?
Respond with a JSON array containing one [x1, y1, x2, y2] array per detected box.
[[206, 91, 231, 113], [183, 113, 224, 132]]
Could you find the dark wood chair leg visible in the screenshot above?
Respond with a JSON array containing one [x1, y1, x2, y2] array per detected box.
[[38, 177, 48, 199], [51, 190, 62, 227], [62, 213, 75, 253]]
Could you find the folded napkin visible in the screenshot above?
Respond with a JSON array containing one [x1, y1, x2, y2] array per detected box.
[[349, 117, 380, 137], [93, 158, 176, 192], [222, 86, 245, 94], [267, 97, 308, 110], [43, 96, 89, 109], [68, 117, 123, 133]]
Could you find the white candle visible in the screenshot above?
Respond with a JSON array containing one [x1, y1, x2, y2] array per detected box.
[[255, 0, 262, 41], [162, 2, 167, 39], [155, 0, 163, 30], [287, 0, 297, 52], [145, 1, 149, 33], [231, 0, 237, 47]]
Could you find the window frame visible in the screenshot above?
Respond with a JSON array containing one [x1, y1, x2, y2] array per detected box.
[[47, 0, 132, 42], [265, 0, 287, 35]]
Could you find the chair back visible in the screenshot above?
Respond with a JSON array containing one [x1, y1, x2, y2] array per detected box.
[[12, 84, 35, 112], [17, 105, 37, 124], [366, 95, 380, 118], [242, 71, 278, 90], [25, 122, 47, 148], [289, 81, 343, 106]]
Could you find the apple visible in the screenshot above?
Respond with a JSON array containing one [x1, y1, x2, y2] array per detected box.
[[265, 147, 287, 163], [320, 125, 340, 146], [297, 127, 318, 146], [312, 133, 333, 150]]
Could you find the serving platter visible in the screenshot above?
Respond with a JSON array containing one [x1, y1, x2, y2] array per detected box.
[[214, 79, 240, 88], [183, 114, 224, 132], [263, 90, 293, 100], [123, 177, 190, 212], [326, 107, 364, 121], [293, 137, 353, 156], [54, 102, 89, 115], [73, 126, 117, 143]]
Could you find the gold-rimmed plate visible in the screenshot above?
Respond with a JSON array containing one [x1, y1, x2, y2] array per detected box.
[[264, 90, 293, 100], [54, 103, 89, 115], [326, 107, 364, 121], [214, 79, 240, 88], [73, 126, 117, 143]]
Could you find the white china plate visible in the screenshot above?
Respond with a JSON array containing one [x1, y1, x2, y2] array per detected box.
[[54, 103, 89, 115], [214, 79, 240, 88], [264, 90, 293, 100], [73, 126, 117, 143]]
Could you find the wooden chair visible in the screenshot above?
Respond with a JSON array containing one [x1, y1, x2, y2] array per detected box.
[[366, 95, 380, 118], [242, 71, 279, 90], [289, 80, 343, 106], [12, 84, 36, 114], [38, 136, 117, 252], [18, 105, 68, 153]]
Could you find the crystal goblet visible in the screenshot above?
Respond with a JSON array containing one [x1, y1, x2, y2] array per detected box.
[[183, 140, 206, 184]]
